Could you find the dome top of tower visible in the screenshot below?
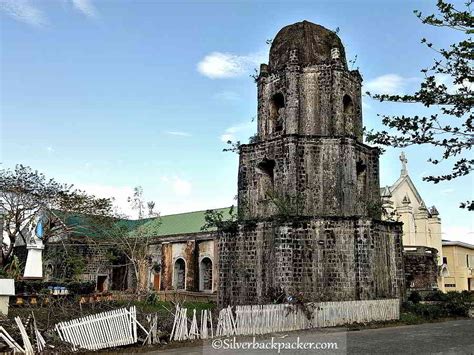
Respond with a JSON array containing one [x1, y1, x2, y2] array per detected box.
[[269, 21, 346, 71]]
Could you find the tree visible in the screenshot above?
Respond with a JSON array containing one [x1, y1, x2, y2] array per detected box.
[[97, 220, 160, 294], [127, 186, 159, 219], [202, 206, 238, 233], [104, 186, 161, 292], [147, 201, 159, 218], [366, 0, 473, 210], [0, 164, 113, 266], [127, 186, 145, 219]]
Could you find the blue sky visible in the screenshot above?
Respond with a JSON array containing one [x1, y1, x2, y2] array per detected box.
[[1, 0, 472, 242]]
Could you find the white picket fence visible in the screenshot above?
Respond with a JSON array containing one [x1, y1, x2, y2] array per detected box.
[[218, 299, 400, 336], [55, 307, 138, 351], [170, 305, 214, 341], [311, 299, 400, 328], [54, 300, 399, 349]]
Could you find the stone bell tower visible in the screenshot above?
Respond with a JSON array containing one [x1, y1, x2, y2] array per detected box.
[[238, 21, 380, 220], [219, 21, 404, 307]]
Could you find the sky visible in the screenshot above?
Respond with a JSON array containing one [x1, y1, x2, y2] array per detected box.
[[0, 0, 472, 243]]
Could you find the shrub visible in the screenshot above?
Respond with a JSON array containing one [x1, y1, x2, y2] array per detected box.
[[400, 312, 424, 325], [403, 302, 446, 319], [402, 290, 473, 319], [424, 290, 445, 301], [408, 291, 422, 304]]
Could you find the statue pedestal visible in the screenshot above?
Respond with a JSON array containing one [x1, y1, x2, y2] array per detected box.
[[23, 242, 44, 280]]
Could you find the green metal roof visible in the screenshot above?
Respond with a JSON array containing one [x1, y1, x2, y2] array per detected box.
[[139, 207, 233, 237], [60, 207, 234, 239]]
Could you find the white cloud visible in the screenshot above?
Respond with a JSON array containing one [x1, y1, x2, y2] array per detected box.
[[0, 0, 48, 27], [164, 131, 192, 137], [220, 133, 235, 143], [443, 225, 474, 245], [220, 121, 255, 143], [365, 74, 418, 95], [197, 51, 265, 79], [435, 74, 473, 95], [172, 177, 192, 196], [46, 146, 54, 153], [0, 0, 98, 27], [75, 183, 136, 218], [158, 195, 233, 216], [71, 0, 98, 18], [160, 176, 192, 197]]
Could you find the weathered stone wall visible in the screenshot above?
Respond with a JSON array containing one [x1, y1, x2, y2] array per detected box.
[[158, 237, 217, 292], [222, 21, 405, 308], [218, 217, 404, 307], [238, 136, 380, 220], [44, 243, 111, 285], [404, 246, 439, 291], [257, 64, 362, 140], [160, 243, 173, 290]]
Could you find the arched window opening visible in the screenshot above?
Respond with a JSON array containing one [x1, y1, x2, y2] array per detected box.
[[173, 258, 186, 290], [269, 93, 285, 133], [257, 158, 276, 200], [257, 159, 276, 184], [356, 159, 367, 175], [96, 275, 108, 292], [343, 94, 354, 115], [199, 257, 213, 291]]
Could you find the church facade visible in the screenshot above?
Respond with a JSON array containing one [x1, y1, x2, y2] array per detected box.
[[381, 153, 443, 264], [382, 153, 474, 293]]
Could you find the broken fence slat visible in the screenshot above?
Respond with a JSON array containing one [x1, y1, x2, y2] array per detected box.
[[14, 317, 34, 355], [54, 307, 138, 351], [0, 325, 25, 353]]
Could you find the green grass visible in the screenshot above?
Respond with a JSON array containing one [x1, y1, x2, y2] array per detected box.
[[111, 299, 216, 315], [399, 312, 426, 325]]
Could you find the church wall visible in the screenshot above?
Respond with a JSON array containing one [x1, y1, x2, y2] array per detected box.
[[158, 238, 217, 293], [428, 217, 442, 264], [197, 240, 217, 292], [218, 218, 404, 307], [403, 246, 439, 292], [44, 243, 116, 291]]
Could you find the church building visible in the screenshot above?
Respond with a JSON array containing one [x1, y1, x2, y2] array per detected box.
[[28, 21, 471, 301], [382, 152, 473, 292]]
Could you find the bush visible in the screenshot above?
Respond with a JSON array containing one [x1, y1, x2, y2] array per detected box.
[[424, 290, 446, 301], [402, 290, 473, 319], [408, 291, 422, 304], [399, 312, 425, 325], [402, 302, 446, 319], [66, 281, 95, 295]]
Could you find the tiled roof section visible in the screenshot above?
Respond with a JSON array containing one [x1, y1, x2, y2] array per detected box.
[[140, 207, 233, 236]]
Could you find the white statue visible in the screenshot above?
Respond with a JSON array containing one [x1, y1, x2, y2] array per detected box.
[[23, 214, 45, 279]]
